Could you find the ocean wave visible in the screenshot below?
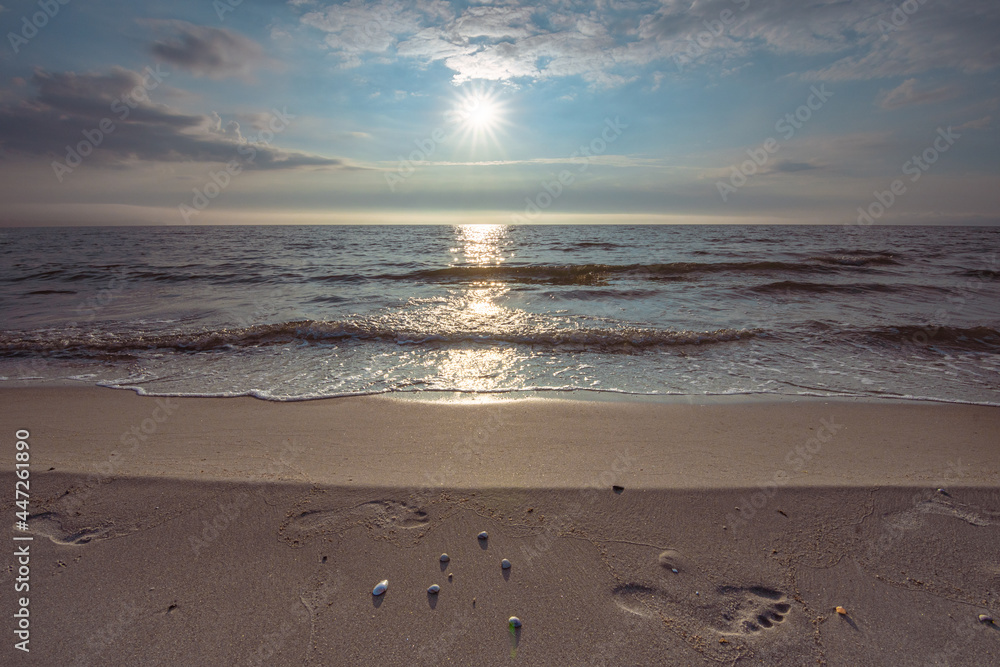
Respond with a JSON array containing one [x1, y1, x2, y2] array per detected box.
[[5, 320, 997, 358], [861, 325, 1000, 350], [4, 256, 908, 290], [955, 268, 1000, 279], [749, 281, 941, 295], [0, 321, 760, 356], [396, 260, 848, 285], [808, 253, 900, 267]]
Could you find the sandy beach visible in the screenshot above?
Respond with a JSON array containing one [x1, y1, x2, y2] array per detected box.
[[2, 387, 999, 665]]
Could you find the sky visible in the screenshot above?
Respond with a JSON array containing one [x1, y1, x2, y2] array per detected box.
[[0, 0, 997, 226]]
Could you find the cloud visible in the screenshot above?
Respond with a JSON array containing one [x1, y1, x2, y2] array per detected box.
[[208, 111, 243, 142], [763, 159, 824, 174], [0, 67, 345, 170], [293, 0, 1000, 87], [800, 1, 1000, 80], [449, 5, 536, 40], [300, 0, 449, 55], [876, 78, 961, 109], [148, 21, 274, 80], [955, 115, 991, 130]]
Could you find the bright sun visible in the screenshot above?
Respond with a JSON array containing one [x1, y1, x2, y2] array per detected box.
[[450, 86, 509, 152], [463, 96, 497, 128]]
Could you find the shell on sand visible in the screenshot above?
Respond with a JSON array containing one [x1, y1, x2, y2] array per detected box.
[[372, 580, 388, 596], [501, 559, 511, 569], [508, 616, 522, 628], [835, 606, 847, 615], [478, 531, 489, 540], [428, 584, 441, 594], [440, 553, 450, 562]]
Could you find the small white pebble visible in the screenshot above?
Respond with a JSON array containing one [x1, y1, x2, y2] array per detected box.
[[428, 585, 440, 594], [508, 616, 522, 628], [372, 580, 388, 596], [671, 568, 678, 574]]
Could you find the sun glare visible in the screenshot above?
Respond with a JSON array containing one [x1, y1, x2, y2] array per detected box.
[[465, 96, 497, 128], [450, 86, 509, 153]]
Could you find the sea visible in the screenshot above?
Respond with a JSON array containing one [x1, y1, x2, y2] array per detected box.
[[1, 224, 998, 405]]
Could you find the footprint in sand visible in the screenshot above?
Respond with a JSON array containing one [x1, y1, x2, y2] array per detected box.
[[612, 580, 791, 635], [281, 499, 430, 545], [609, 547, 802, 660], [28, 512, 111, 545], [715, 585, 791, 634]]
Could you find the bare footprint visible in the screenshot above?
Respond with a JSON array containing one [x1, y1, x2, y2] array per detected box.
[[28, 512, 111, 545], [281, 499, 431, 545], [611, 584, 658, 618], [715, 585, 792, 635], [607, 546, 809, 662]]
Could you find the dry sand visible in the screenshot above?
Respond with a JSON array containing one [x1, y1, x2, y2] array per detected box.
[[2, 386, 999, 665]]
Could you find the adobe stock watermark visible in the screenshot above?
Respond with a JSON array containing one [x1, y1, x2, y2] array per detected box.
[[9, 266, 131, 382], [846, 126, 960, 234], [337, 5, 393, 55], [901, 252, 998, 351], [384, 126, 449, 192], [51, 65, 169, 182], [878, 0, 931, 37], [385, 93, 508, 191], [58, 397, 181, 516], [213, 0, 244, 22], [178, 107, 295, 223], [414, 609, 476, 665], [725, 416, 843, 537], [70, 601, 143, 667], [716, 84, 833, 202], [7, 0, 72, 55], [412, 403, 509, 507], [673, 0, 751, 72], [510, 116, 628, 223], [519, 448, 638, 564], [189, 438, 305, 558], [864, 458, 968, 561]]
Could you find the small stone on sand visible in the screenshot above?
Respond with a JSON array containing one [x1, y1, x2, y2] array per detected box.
[[835, 606, 847, 615], [478, 531, 488, 540], [428, 585, 440, 594], [979, 614, 993, 623], [501, 558, 511, 569], [509, 616, 522, 628], [373, 580, 388, 596], [440, 553, 450, 562]]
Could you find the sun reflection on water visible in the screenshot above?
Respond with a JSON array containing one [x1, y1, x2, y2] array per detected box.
[[452, 224, 511, 266], [437, 347, 519, 392], [434, 225, 523, 391]]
